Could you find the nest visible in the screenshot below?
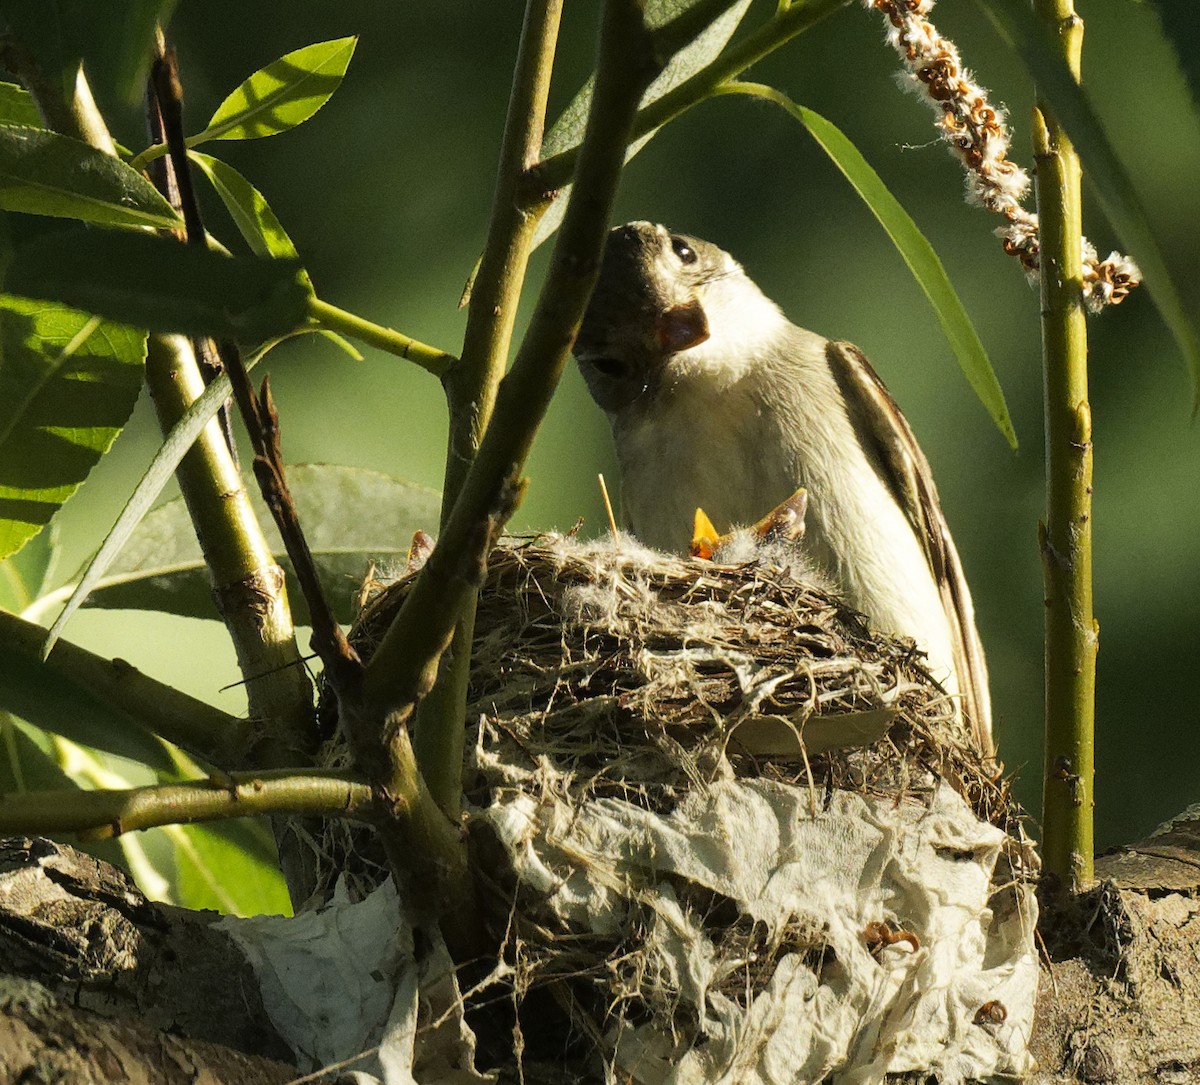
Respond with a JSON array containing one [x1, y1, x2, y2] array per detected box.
[[320, 533, 1034, 1083]]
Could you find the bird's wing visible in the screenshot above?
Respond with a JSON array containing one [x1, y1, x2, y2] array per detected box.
[[825, 340, 993, 756]]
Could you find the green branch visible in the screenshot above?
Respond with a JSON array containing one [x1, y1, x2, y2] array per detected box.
[[307, 296, 456, 377], [0, 768, 373, 837], [364, 0, 660, 787], [1034, 0, 1095, 890], [532, 0, 851, 194], [412, 0, 564, 817], [0, 609, 249, 768]]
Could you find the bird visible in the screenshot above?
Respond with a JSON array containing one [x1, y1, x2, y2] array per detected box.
[[573, 221, 992, 755]]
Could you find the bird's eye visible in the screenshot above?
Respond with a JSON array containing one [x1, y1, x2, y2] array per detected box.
[[670, 236, 697, 265], [588, 356, 629, 380]]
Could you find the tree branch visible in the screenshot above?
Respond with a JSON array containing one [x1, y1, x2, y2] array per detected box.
[[0, 609, 249, 767], [0, 768, 373, 837], [1034, 0, 1095, 891], [532, 0, 851, 195], [306, 296, 455, 376]]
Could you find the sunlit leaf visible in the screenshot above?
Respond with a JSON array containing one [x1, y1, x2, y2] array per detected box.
[[81, 464, 440, 625], [722, 83, 1017, 448], [0, 83, 43, 128], [172, 819, 291, 916], [190, 37, 357, 146], [188, 151, 302, 261], [0, 296, 145, 561], [976, 0, 1200, 407], [0, 126, 181, 228], [4, 227, 310, 341], [529, 0, 753, 250]]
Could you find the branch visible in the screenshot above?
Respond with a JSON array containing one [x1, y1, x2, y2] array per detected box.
[[0, 609, 249, 768], [1034, 0, 1095, 891], [412, 0, 563, 818], [0, 768, 373, 837], [532, 0, 851, 195], [363, 0, 660, 779], [306, 296, 456, 377]]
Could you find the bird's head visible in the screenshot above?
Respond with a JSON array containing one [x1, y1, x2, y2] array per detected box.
[[574, 221, 779, 413]]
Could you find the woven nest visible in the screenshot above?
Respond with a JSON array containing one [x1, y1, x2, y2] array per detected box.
[[320, 533, 1032, 1081]]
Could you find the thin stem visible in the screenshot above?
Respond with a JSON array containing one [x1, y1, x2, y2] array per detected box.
[[0, 768, 374, 837], [0, 609, 250, 768], [1034, 0, 1094, 890], [414, 0, 563, 818], [307, 296, 455, 377], [532, 0, 851, 194]]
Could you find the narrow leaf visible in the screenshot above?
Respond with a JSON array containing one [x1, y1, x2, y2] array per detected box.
[[0, 125, 181, 228], [4, 227, 310, 341], [42, 367, 242, 653], [722, 83, 1017, 448], [1145, 1, 1200, 116], [0, 296, 145, 560], [79, 465, 440, 625], [190, 37, 358, 146], [976, 0, 1200, 406], [188, 151, 300, 261], [530, 0, 752, 250], [0, 83, 43, 127]]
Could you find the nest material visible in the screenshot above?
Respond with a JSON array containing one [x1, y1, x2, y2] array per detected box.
[[325, 534, 1034, 1083]]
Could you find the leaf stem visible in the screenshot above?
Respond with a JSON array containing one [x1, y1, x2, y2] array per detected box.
[[306, 296, 456, 377], [0, 768, 373, 837], [1033, 0, 1094, 890]]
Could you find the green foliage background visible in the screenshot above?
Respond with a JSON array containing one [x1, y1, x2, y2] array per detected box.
[[47, 2, 1200, 853]]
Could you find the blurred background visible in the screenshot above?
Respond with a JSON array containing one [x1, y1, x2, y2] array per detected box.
[[49, 1, 1200, 861]]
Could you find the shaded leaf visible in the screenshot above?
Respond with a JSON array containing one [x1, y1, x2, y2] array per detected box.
[[188, 151, 301, 261], [0, 126, 181, 228], [0, 639, 177, 771], [530, 0, 752, 249], [190, 37, 357, 146], [172, 819, 291, 916], [84, 464, 440, 624], [1149, 0, 1200, 114], [4, 227, 310, 341], [0, 83, 43, 127], [725, 84, 1016, 448], [0, 0, 177, 107], [976, 0, 1200, 406], [0, 522, 58, 612], [0, 296, 145, 560]]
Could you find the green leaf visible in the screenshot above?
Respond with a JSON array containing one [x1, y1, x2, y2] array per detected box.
[[188, 151, 301, 261], [190, 37, 357, 146], [82, 464, 440, 625], [171, 819, 291, 917], [975, 0, 1200, 408], [0, 0, 177, 107], [4, 227, 311, 341], [0, 640, 176, 771], [0, 125, 182, 228], [0, 296, 146, 561], [722, 84, 1017, 448], [0, 522, 58, 612], [1146, 1, 1200, 115], [0, 83, 43, 128], [530, 0, 752, 249]]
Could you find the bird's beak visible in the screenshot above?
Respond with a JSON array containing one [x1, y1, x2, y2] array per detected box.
[[655, 302, 709, 354]]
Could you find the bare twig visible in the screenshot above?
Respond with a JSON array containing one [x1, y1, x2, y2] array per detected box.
[[0, 768, 374, 837], [0, 609, 249, 768]]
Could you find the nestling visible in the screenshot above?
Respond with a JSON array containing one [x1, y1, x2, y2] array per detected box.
[[573, 221, 992, 754]]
